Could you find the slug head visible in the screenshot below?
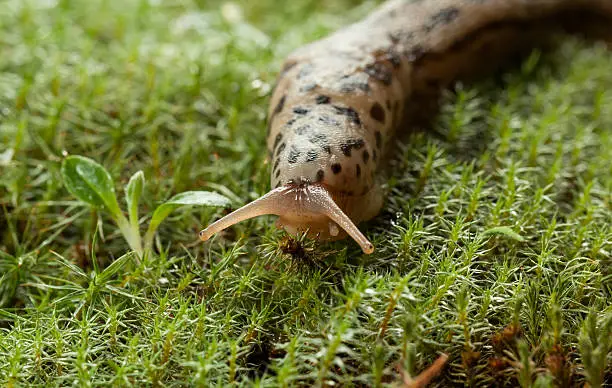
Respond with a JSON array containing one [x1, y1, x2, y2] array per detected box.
[[199, 183, 374, 254]]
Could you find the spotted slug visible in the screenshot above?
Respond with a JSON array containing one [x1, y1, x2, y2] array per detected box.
[[199, 0, 612, 254]]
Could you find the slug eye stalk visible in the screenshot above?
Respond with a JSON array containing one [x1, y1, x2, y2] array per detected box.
[[199, 184, 374, 254]]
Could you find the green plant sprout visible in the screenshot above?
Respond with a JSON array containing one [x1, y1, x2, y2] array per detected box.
[[60, 155, 231, 256]]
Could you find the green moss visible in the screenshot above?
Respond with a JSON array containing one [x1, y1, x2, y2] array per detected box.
[[0, 0, 610, 386]]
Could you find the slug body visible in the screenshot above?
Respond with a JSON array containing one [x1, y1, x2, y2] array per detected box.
[[200, 0, 612, 254]]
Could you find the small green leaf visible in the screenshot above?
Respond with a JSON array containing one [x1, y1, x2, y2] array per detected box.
[[61, 155, 121, 217], [144, 191, 231, 251], [125, 170, 145, 226], [482, 226, 525, 242], [149, 191, 230, 231]]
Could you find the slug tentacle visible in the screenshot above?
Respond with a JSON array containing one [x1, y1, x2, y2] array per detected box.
[[199, 184, 374, 254], [199, 187, 285, 242]]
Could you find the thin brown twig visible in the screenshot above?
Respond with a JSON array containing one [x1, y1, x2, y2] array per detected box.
[[399, 353, 449, 388]]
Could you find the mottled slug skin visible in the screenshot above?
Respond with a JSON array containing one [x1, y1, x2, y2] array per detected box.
[[201, 0, 612, 253], [266, 0, 612, 235]]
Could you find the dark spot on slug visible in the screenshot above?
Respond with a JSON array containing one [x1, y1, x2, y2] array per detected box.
[[385, 49, 402, 68], [309, 133, 332, 154], [364, 63, 392, 86], [405, 44, 425, 62], [340, 81, 370, 93], [339, 73, 371, 93], [374, 48, 401, 69], [276, 142, 286, 157], [273, 158, 280, 171], [389, 30, 415, 45], [331, 163, 342, 174], [288, 146, 301, 164], [362, 150, 370, 164], [272, 95, 286, 116], [306, 149, 318, 162], [273, 133, 283, 150], [333, 105, 361, 126], [285, 118, 297, 127], [318, 115, 340, 127], [275, 181, 282, 188], [388, 31, 400, 44], [374, 131, 382, 149], [425, 7, 460, 32], [370, 103, 385, 123], [308, 132, 326, 143], [316, 95, 330, 104], [275, 169, 281, 178], [294, 124, 312, 135], [373, 149, 378, 162], [316, 169, 324, 182], [293, 107, 309, 115], [353, 139, 365, 148], [340, 144, 351, 157], [356, 164, 361, 177], [340, 138, 366, 156]]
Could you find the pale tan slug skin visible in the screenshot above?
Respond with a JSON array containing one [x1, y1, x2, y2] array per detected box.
[[200, 0, 612, 254]]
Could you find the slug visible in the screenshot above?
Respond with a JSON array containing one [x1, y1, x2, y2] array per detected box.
[[199, 0, 612, 254]]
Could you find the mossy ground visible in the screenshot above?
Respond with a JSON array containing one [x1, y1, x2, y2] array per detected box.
[[0, 0, 610, 386]]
